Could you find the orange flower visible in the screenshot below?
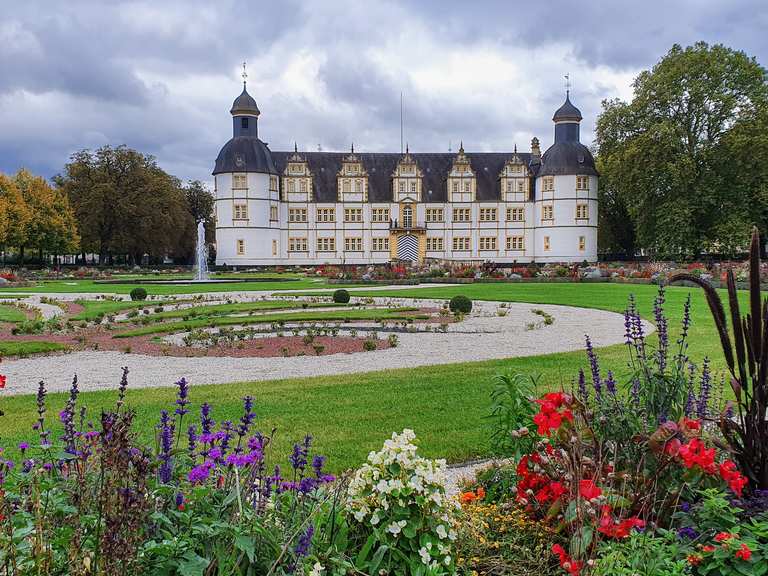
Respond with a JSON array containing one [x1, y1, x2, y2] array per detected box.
[[702, 545, 716, 553], [460, 491, 477, 504], [476, 486, 486, 499], [687, 554, 702, 566]]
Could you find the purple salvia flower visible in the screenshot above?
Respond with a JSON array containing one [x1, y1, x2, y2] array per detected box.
[[188, 460, 214, 484], [653, 288, 669, 373], [220, 420, 234, 454], [630, 377, 640, 406], [157, 410, 175, 483], [117, 367, 129, 409], [175, 377, 190, 417], [187, 425, 197, 456], [605, 371, 617, 396], [288, 525, 314, 572], [35, 380, 51, 448], [697, 358, 712, 419], [60, 375, 79, 455], [577, 369, 588, 401], [200, 403, 214, 435], [679, 294, 692, 343], [584, 336, 602, 400], [312, 455, 326, 477], [175, 492, 185, 509], [237, 396, 256, 440]]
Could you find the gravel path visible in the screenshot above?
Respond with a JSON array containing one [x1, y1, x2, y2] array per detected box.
[[1, 295, 652, 396]]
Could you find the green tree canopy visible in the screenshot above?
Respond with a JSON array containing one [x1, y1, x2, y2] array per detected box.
[[596, 42, 768, 258], [55, 145, 195, 264]]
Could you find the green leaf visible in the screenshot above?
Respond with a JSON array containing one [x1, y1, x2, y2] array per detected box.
[[370, 544, 389, 573], [234, 534, 256, 563], [178, 551, 210, 576], [355, 534, 376, 569]]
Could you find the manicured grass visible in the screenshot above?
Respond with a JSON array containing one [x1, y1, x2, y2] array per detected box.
[[0, 341, 68, 356], [114, 307, 424, 337], [72, 299, 188, 321], [0, 276, 338, 295], [0, 282, 740, 472], [126, 300, 349, 322], [0, 304, 27, 323]]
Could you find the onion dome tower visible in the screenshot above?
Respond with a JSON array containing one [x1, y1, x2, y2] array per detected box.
[[538, 90, 598, 177], [213, 64, 277, 176]]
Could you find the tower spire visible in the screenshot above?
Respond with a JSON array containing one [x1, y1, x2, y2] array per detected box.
[[242, 61, 248, 88], [564, 72, 571, 97]]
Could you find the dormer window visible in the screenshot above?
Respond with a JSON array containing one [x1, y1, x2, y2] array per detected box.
[[281, 150, 313, 201], [391, 150, 423, 202], [337, 148, 368, 201], [447, 145, 475, 201]]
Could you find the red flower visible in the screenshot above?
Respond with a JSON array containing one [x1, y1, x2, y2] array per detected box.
[[597, 505, 645, 538], [578, 479, 602, 501], [664, 438, 681, 457], [552, 544, 583, 575], [687, 554, 702, 566], [680, 417, 701, 432], [533, 393, 573, 436], [678, 438, 716, 474], [177, 503, 185, 511], [714, 532, 734, 542], [702, 545, 716, 553], [735, 543, 752, 561], [719, 460, 748, 497], [0, 374, 6, 389]]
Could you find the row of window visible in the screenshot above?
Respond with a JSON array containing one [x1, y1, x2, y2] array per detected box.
[[232, 174, 589, 194], [235, 235, 588, 255], [233, 204, 590, 223]]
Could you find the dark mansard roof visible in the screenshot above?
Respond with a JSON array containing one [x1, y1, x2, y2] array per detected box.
[[271, 151, 538, 203], [538, 142, 599, 177], [213, 137, 278, 175]]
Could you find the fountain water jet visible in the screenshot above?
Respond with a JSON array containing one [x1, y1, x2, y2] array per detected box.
[[194, 220, 209, 281]]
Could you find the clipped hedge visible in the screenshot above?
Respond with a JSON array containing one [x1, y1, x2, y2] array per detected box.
[[449, 294, 472, 313], [332, 288, 350, 303], [129, 287, 148, 301]]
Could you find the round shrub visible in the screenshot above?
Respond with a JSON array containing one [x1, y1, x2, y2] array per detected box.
[[449, 294, 472, 314], [333, 289, 350, 304], [129, 287, 148, 301]]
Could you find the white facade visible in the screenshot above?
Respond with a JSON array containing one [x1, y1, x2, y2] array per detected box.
[[213, 89, 598, 267]]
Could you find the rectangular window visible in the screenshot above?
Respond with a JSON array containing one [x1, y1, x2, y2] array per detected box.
[[288, 237, 308, 252], [371, 208, 390, 222], [270, 205, 278, 221], [517, 180, 525, 193], [479, 237, 497, 250], [241, 117, 249, 129], [288, 208, 307, 223], [479, 208, 498, 222], [463, 181, 471, 193], [344, 237, 363, 252], [398, 181, 405, 193], [543, 176, 554, 192], [576, 176, 590, 190], [426, 237, 444, 251], [542, 205, 554, 221], [506, 207, 525, 222], [579, 236, 586, 251], [316, 208, 335, 223], [505, 180, 513, 193], [426, 208, 444, 222], [287, 179, 296, 193], [452, 181, 459, 193], [342, 179, 351, 193], [452, 236, 471, 251], [344, 208, 363, 222], [299, 179, 307, 193], [269, 176, 278, 191], [410, 181, 417, 193], [354, 180, 362, 193], [232, 174, 247, 189], [233, 203, 248, 220], [236, 239, 245, 255], [506, 236, 525, 251], [576, 203, 589, 220], [452, 208, 471, 222], [544, 236, 551, 251], [371, 237, 389, 251], [317, 237, 336, 252]]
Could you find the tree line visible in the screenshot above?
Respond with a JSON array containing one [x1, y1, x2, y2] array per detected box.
[[596, 42, 768, 259], [0, 146, 214, 265]]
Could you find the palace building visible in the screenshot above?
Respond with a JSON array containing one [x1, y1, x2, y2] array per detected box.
[[212, 80, 598, 266]]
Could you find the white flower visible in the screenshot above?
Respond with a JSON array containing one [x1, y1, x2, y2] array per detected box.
[[353, 509, 367, 522], [419, 547, 431, 565], [443, 555, 451, 566], [387, 520, 407, 535], [436, 525, 447, 539], [308, 562, 324, 576], [370, 511, 380, 525]]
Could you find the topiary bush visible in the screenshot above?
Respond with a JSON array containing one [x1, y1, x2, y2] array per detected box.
[[333, 289, 350, 304], [449, 294, 472, 314], [129, 287, 148, 301]]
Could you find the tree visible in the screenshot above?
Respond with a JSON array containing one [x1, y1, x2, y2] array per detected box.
[[55, 145, 194, 264], [0, 173, 32, 260], [596, 42, 768, 258], [183, 180, 216, 244]]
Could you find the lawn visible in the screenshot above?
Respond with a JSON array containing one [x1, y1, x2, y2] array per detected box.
[[0, 341, 68, 356], [0, 303, 27, 323], [113, 306, 423, 337], [71, 298, 192, 321], [0, 275, 336, 295], [122, 299, 348, 322], [0, 282, 737, 471]]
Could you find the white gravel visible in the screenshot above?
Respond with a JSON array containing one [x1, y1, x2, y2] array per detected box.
[[1, 294, 652, 396]]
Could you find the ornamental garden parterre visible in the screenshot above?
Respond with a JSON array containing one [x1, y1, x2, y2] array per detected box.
[[1, 230, 768, 574]]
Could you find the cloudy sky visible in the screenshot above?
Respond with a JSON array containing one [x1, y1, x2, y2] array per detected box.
[[1, 0, 766, 184]]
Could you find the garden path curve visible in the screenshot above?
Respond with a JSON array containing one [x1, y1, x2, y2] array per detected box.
[[1, 291, 653, 396]]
